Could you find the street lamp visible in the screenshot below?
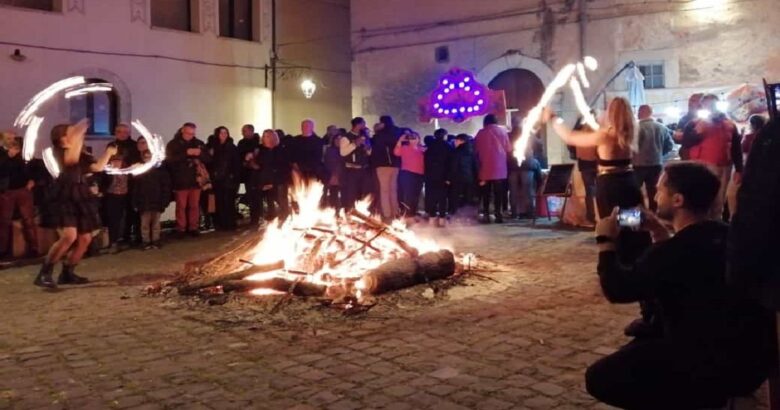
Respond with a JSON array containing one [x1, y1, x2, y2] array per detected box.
[[301, 79, 316, 99]]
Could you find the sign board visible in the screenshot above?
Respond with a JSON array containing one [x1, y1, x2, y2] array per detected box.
[[541, 164, 574, 196]]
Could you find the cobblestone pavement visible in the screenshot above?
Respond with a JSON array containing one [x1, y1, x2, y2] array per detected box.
[[0, 223, 768, 409]]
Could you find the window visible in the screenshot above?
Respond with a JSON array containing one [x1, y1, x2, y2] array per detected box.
[[220, 0, 253, 40], [435, 46, 450, 64], [151, 0, 192, 32], [0, 0, 55, 11], [69, 79, 118, 136], [638, 63, 665, 89]]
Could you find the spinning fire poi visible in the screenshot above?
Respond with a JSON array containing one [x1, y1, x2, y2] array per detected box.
[[14, 77, 166, 288]]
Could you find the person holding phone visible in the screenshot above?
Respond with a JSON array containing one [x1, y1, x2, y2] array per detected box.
[[394, 129, 425, 221], [586, 161, 774, 409], [34, 120, 118, 288]]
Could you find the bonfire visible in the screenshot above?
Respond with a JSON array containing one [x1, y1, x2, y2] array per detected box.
[[177, 180, 459, 308]]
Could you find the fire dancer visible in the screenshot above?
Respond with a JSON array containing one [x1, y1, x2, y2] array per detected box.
[[586, 161, 774, 409], [340, 117, 372, 211], [34, 121, 118, 288], [543, 98, 653, 336]]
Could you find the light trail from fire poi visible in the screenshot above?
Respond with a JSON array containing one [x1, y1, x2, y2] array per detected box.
[[14, 76, 165, 178]]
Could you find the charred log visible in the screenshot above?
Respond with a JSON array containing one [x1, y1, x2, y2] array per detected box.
[[360, 250, 455, 295]]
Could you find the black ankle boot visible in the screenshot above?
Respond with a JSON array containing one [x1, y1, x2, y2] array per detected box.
[[57, 264, 89, 285], [33, 263, 57, 289]]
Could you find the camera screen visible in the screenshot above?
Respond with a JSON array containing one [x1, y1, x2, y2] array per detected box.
[[617, 208, 642, 228]]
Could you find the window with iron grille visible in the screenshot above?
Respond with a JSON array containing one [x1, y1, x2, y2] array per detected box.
[[638, 63, 665, 89], [220, 0, 254, 41], [151, 0, 193, 32], [0, 0, 55, 11]]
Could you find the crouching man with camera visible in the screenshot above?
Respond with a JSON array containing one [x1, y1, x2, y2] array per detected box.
[[586, 161, 775, 409]]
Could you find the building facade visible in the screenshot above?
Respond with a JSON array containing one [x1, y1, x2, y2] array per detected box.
[[1, 0, 273, 154], [351, 0, 780, 164]]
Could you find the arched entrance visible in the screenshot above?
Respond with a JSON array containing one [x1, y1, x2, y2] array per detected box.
[[477, 52, 557, 166], [488, 68, 547, 166], [488, 68, 545, 125]]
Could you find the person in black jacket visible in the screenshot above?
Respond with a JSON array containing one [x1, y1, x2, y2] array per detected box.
[[113, 124, 142, 244], [448, 134, 478, 218], [132, 150, 171, 249], [371, 115, 402, 221], [165, 122, 211, 236], [340, 118, 373, 211], [0, 136, 38, 258], [586, 161, 774, 409], [290, 119, 324, 182], [248, 129, 289, 222], [238, 124, 261, 225], [207, 127, 240, 231], [424, 129, 452, 227]]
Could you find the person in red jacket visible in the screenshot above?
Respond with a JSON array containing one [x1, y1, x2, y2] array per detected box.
[[682, 94, 743, 220]]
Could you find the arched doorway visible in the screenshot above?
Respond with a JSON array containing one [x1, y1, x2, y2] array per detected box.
[[488, 68, 547, 166]]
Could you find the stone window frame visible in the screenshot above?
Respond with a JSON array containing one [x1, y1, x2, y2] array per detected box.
[[0, 0, 63, 13], [217, 0, 263, 42], [150, 0, 201, 34], [637, 62, 666, 90]]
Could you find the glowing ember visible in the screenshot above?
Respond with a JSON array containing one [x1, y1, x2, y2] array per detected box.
[[242, 180, 451, 298], [250, 288, 287, 296]]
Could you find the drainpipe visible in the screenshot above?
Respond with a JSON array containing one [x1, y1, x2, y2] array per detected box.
[[271, 0, 278, 128], [578, 0, 587, 60]]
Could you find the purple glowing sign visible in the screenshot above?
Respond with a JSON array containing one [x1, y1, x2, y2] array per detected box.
[[429, 68, 489, 122]]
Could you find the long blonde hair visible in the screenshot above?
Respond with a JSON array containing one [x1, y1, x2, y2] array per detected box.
[[606, 97, 637, 150]]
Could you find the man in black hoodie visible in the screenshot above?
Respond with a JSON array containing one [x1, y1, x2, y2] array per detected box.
[[586, 161, 773, 409], [165, 122, 211, 236], [448, 134, 478, 217], [371, 115, 401, 221]]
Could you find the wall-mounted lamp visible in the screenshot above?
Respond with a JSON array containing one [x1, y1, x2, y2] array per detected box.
[[10, 49, 26, 62], [301, 79, 316, 99]]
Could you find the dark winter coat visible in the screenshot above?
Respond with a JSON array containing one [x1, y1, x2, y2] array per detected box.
[[250, 145, 287, 187], [132, 166, 172, 213], [449, 143, 477, 185], [370, 125, 401, 168], [237, 134, 260, 183], [290, 135, 324, 179], [114, 137, 141, 166], [207, 136, 241, 189], [424, 138, 452, 183], [165, 134, 211, 190]]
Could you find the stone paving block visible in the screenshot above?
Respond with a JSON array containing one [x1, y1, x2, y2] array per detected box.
[[531, 381, 566, 397], [382, 385, 416, 398]]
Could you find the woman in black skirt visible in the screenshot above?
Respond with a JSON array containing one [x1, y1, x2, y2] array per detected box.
[[34, 120, 117, 288]]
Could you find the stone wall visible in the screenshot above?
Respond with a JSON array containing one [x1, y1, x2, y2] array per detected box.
[[351, 0, 780, 164]]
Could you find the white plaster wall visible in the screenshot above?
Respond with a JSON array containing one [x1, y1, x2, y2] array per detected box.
[[0, 0, 273, 150], [350, 0, 780, 165], [274, 0, 351, 135], [0, 0, 273, 221]]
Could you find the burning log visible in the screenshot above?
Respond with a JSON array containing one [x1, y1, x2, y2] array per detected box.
[[359, 250, 455, 295], [178, 260, 285, 294], [348, 209, 419, 257]]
